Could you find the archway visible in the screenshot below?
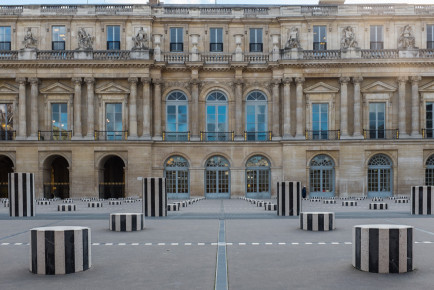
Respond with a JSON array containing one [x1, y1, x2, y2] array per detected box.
[[246, 155, 270, 199], [0, 155, 13, 198], [43, 155, 70, 199], [367, 154, 393, 197], [309, 154, 335, 198], [164, 155, 190, 199], [425, 155, 434, 186], [99, 155, 125, 199], [205, 155, 230, 199]]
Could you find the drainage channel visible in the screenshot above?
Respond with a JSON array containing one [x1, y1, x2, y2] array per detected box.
[[215, 200, 228, 290]]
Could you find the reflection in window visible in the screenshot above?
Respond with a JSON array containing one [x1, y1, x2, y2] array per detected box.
[[309, 155, 334, 195], [246, 155, 270, 195], [367, 154, 392, 196], [0, 26, 11, 50], [312, 103, 328, 140], [106, 103, 122, 140], [246, 91, 267, 141], [0, 104, 13, 140], [426, 155, 434, 186], [369, 103, 385, 139], [313, 26, 327, 50], [206, 91, 228, 141], [51, 103, 67, 140], [52, 26, 66, 50], [107, 25, 120, 50], [166, 91, 188, 141], [165, 156, 189, 196]]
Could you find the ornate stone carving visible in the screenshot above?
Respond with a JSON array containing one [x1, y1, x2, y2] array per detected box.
[[28, 77, 39, 85], [15, 77, 26, 84], [71, 77, 82, 85], [283, 78, 293, 85], [295, 77, 305, 84], [84, 77, 95, 84], [352, 76, 363, 84], [285, 27, 301, 49], [128, 77, 139, 84], [341, 26, 358, 49], [339, 77, 351, 84], [77, 28, 94, 51], [398, 25, 416, 50], [141, 77, 152, 84], [22, 28, 37, 49], [410, 76, 422, 84], [132, 27, 148, 50]]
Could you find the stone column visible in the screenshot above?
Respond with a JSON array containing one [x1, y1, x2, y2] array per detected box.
[[72, 77, 82, 139], [398, 76, 408, 137], [234, 79, 244, 140], [295, 77, 305, 139], [352, 77, 363, 138], [128, 77, 138, 139], [340, 77, 350, 138], [272, 79, 281, 140], [84, 77, 95, 139], [282, 78, 292, 139], [190, 79, 200, 141], [28, 77, 39, 140], [153, 79, 162, 140], [15, 78, 27, 139], [411, 76, 422, 137], [141, 77, 151, 139]]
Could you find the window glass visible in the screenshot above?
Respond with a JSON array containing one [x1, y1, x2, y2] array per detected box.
[[249, 28, 263, 52], [107, 26, 120, 50], [370, 25, 383, 49], [51, 103, 67, 131], [313, 26, 327, 50], [0, 27, 11, 50], [428, 25, 434, 49], [210, 28, 223, 52], [106, 103, 122, 140], [170, 27, 183, 52], [52, 26, 66, 50]]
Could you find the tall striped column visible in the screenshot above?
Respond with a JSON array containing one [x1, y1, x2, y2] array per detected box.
[[277, 181, 301, 216], [411, 186, 434, 215], [8, 172, 35, 217], [142, 177, 167, 217], [353, 225, 413, 273]]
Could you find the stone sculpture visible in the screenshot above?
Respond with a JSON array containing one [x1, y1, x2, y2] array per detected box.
[[285, 27, 301, 49], [132, 27, 148, 50], [23, 28, 37, 49], [398, 24, 416, 49], [341, 26, 358, 49], [77, 27, 94, 50]]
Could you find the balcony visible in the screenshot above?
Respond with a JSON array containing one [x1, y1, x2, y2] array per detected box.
[[305, 130, 340, 140], [363, 129, 399, 140], [200, 131, 234, 142], [303, 50, 340, 60], [201, 53, 232, 64], [38, 130, 71, 141], [0, 50, 17, 60], [95, 130, 128, 141], [244, 131, 272, 141], [422, 129, 434, 138], [163, 131, 190, 142], [0, 130, 15, 141], [164, 53, 189, 63], [37, 50, 74, 60]]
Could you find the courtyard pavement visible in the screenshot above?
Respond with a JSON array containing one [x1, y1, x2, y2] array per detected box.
[[0, 197, 433, 290]]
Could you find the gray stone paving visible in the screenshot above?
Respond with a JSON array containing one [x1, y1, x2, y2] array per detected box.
[[0, 198, 434, 290]]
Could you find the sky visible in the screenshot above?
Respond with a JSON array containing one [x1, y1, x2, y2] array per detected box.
[[1, 0, 434, 5]]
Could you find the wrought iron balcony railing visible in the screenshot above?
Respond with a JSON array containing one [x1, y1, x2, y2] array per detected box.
[[422, 129, 434, 139], [0, 130, 16, 141], [95, 130, 128, 141], [363, 129, 399, 140], [244, 131, 272, 141], [38, 130, 72, 141], [200, 131, 234, 142], [163, 131, 190, 141], [305, 130, 340, 140]]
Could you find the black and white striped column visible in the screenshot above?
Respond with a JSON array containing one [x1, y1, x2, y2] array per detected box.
[[342, 201, 357, 206], [324, 200, 337, 204], [265, 203, 277, 211], [395, 199, 409, 204], [88, 202, 103, 208], [300, 212, 335, 231], [108, 201, 122, 205], [142, 177, 167, 217], [369, 203, 388, 210], [167, 204, 179, 211], [37, 201, 51, 205], [277, 181, 301, 216], [58, 204, 76, 211], [352, 224, 413, 273], [30, 226, 91, 275], [8, 172, 35, 217], [109, 213, 144, 232], [411, 186, 434, 215]]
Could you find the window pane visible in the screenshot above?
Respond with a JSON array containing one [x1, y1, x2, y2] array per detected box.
[[0, 26, 11, 42]]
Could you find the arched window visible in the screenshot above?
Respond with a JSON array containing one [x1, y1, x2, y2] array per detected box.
[[309, 155, 335, 197], [246, 155, 271, 198], [205, 156, 230, 198], [166, 91, 188, 141], [165, 156, 190, 199], [425, 155, 434, 186], [246, 91, 267, 141], [206, 91, 229, 141], [367, 154, 393, 197]]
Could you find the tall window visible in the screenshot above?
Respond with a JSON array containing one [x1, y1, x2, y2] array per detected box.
[[246, 155, 270, 198], [370, 25, 383, 49], [428, 25, 434, 49], [246, 91, 267, 141], [367, 154, 393, 197], [426, 155, 434, 186], [0, 104, 13, 140], [313, 26, 327, 50], [107, 25, 120, 50], [51, 103, 67, 140], [426, 102, 434, 138], [369, 103, 386, 139], [206, 91, 228, 141], [52, 26, 66, 50], [312, 103, 328, 140], [0, 26, 11, 50], [210, 28, 223, 52], [106, 103, 123, 140], [166, 91, 188, 141], [309, 155, 335, 197], [170, 27, 183, 52], [165, 156, 189, 199], [249, 28, 263, 52], [205, 156, 230, 198]]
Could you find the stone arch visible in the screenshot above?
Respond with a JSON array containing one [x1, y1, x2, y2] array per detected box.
[[202, 152, 232, 168], [162, 88, 191, 102], [98, 154, 126, 199], [0, 154, 14, 198], [243, 88, 270, 101], [161, 152, 192, 168], [42, 154, 70, 199], [200, 85, 233, 102], [242, 152, 274, 168]]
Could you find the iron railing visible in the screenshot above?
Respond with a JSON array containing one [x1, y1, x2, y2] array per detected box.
[[244, 131, 272, 141], [163, 131, 190, 141], [95, 130, 128, 141], [0, 130, 15, 141], [363, 129, 399, 140], [200, 131, 234, 142], [422, 128, 434, 138], [38, 130, 72, 141], [305, 130, 340, 140]]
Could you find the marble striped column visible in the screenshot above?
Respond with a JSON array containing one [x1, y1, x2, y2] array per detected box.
[[58, 204, 76, 211], [109, 213, 144, 232], [143, 177, 167, 217], [277, 181, 301, 216], [411, 186, 434, 215], [342, 201, 357, 206], [300, 212, 335, 231], [88, 202, 103, 208], [8, 173, 35, 217], [369, 203, 388, 210]]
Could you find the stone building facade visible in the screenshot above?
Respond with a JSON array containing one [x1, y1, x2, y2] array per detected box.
[[1, 1, 434, 199]]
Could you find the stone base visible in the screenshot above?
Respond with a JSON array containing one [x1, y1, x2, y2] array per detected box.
[[73, 51, 93, 60], [18, 49, 37, 60], [399, 49, 419, 58], [130, 50, 150, 60], [341, 47, 361, 59], [283, 48, 303, 60]]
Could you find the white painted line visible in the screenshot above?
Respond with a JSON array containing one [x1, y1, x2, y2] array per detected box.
[[211, 243, 218, 246], [265, 243, 273, 245], [423, 241, 432, 244], [239, 243, 246, 246], [318, 242, 326, 245], [252, 243, 260, 245], [226, 243, 233, 246], [305, 242, 313, 245], [157, 243, 165, 246], [331, 242, 339, 245], [131, 243, 139, 246], [1, 243, 10, 245], [415, 241, 421, 244], [344, 242, 352, 245], [118, 243, 126, 246], [198, 243, 205, 246], [291, 242, 299, 245], [171, 243, 179, 246], [105, 243, 113, 246], [278, 242, 286, 245], [184, 243, 192, 246], [92, 243, 100, 246], [218, 242, 226, 246], [14, 243, 23, 245]]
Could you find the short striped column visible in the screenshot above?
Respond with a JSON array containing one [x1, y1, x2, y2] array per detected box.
[[142, 177, 167, 217], [257, 201, 265, 207], [411, 186, 434, 215], [108, 201, 122, 205], [372, 197, 383, 202], [124, 200, 136, 204], [342, 201, 357, 206], [395, 199, 409, 204], [310, 199, 321, 202], [58, 205, 76, 211], [109, 213, 144, 232], [63, 200, 74, 204], [37, 201, 51, 205], [30, 226, 91, 275], [323, 200, 337, 204], [265, 203, 277, 211], [167, 204, 178, 211], [369, 203, 388, 210], [4, 200, 9, 207], [277, 181, 301, 216], [352, 224, 413, 273], [300, 212, 335, 231], [8, 172, 35, 217], [88, 202, 103, 208]]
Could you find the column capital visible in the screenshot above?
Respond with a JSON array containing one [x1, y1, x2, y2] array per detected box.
[[15, 77, 26, 84], [141, 77, 152, 84], [295, 77, 305, 84], [84, 77, 95, 84], [189, 79, 201, 86], [352, 76, 363, 84], [128, 77, 139, 84], [234, 78, 244, 86], [71, 77, 82, 85], [28, 77, 39, 85], [397, 76, 408, 83], [339, 77, 351, 84], [152, 79, 162, 85], [271, 78, 281, 86], [282, 77, 293, 85], [411, 76, 422, 84]]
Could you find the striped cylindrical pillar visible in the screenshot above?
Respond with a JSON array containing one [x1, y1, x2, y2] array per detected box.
[[109, 213, 144, 232], [58, 205, 76, 211], [142, 177, 167, 217], [369, 203, 388, 210], [352, 224, 413, 273], [342, 201, 357, 206], [300, 212, 335, 231], [108, 201, 122, 205], [37, 201, 51, 205], [411, 186, 434, 215], [8, 172, 35, 217], [277, 181, 301, 216], [265, 203, 277, 211], [88, 202, 103, 208], [167, 204, 179, 211], [30, 226, 91, 275]]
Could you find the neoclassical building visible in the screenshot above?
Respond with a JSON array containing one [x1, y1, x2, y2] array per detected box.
[[1, 0, 434, 199]]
